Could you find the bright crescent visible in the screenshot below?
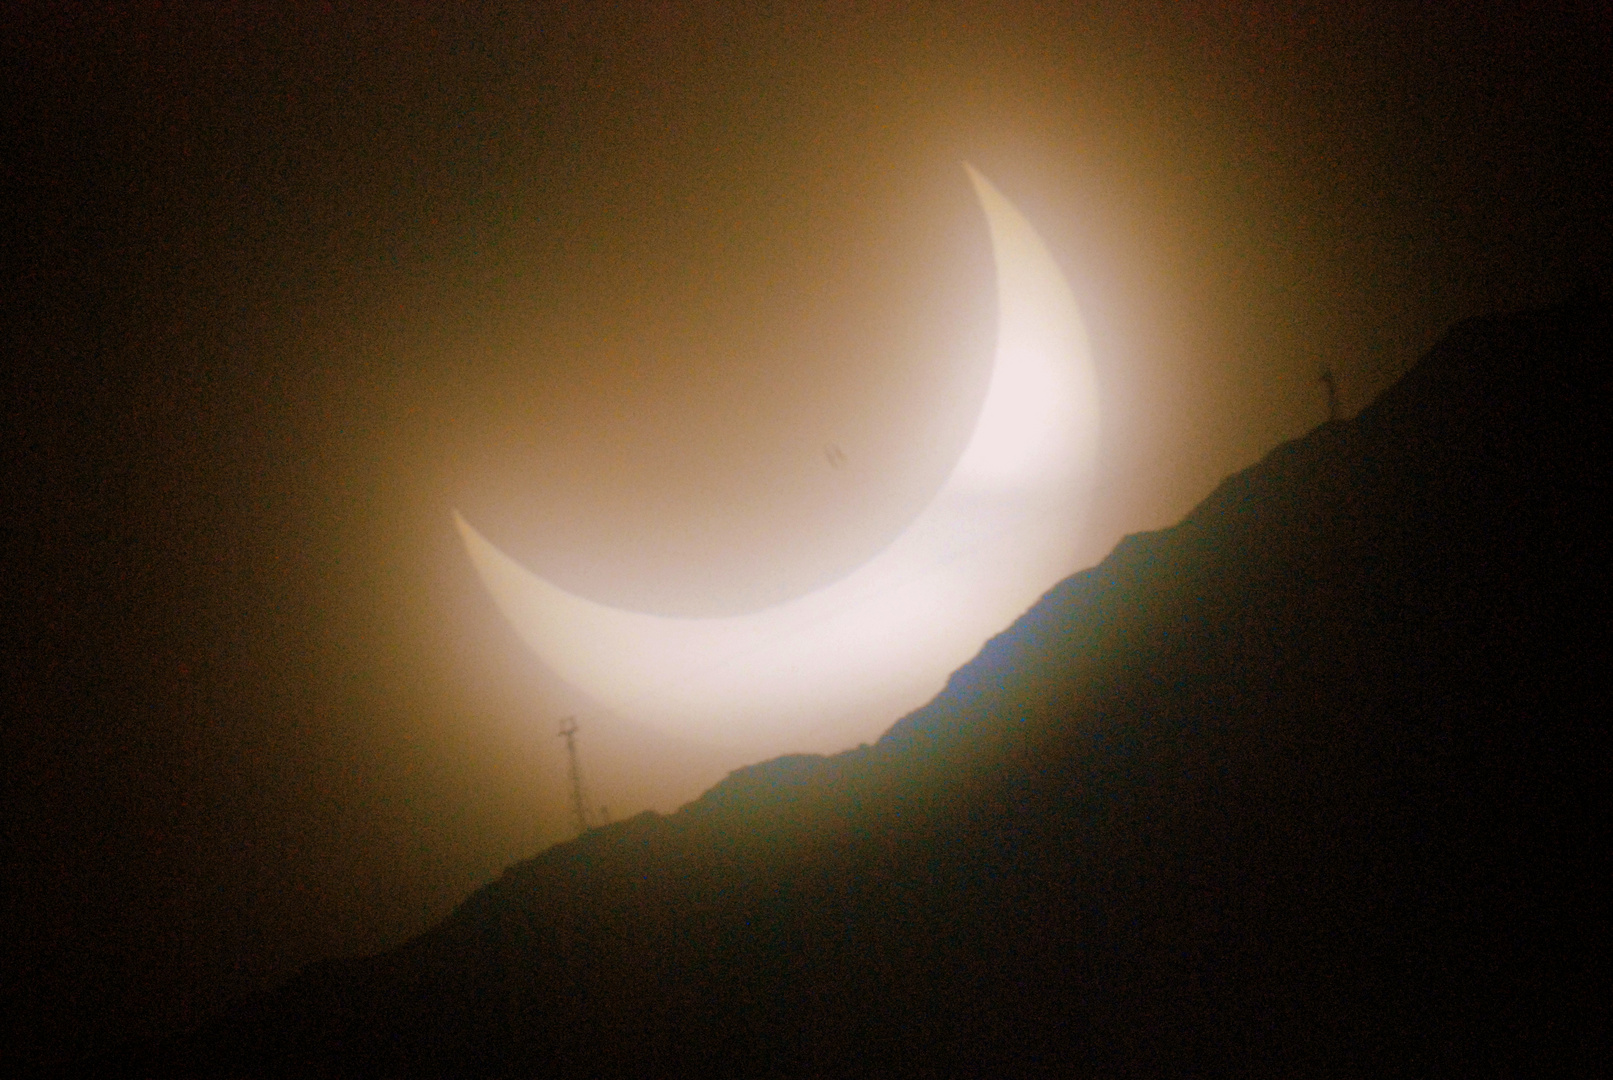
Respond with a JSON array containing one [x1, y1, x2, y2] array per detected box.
[[457, 166, 1099, 755]]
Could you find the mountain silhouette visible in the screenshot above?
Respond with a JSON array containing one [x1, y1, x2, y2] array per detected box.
[[115, 300, 1606, 1077]]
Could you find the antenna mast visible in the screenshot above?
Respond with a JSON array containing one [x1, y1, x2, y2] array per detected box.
[[557, 717, 592, 836]]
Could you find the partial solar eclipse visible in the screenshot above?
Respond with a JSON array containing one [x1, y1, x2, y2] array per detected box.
[[457, 166, 1099, 755]]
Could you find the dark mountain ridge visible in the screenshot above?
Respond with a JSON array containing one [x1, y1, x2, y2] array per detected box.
[[123, 300, 1607, 1076]]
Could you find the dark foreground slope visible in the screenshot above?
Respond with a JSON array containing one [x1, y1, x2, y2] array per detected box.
[[131, 302, 1607, 1077]]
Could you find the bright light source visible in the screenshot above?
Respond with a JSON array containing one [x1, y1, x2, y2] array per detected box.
[[457, 167, 1099, 757]]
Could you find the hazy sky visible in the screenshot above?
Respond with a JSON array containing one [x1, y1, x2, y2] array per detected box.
[[4, 1, 1608, 1060]]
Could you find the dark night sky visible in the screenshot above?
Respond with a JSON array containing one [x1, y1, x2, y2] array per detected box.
[[3, 1, 1608, 1062]]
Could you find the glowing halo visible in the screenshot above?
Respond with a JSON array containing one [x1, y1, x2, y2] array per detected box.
[[457, 166, 1098, 755]]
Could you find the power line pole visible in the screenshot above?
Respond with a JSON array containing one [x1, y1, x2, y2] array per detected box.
[[557, 717, 591, 837], [1320, 367, 1340, 423]]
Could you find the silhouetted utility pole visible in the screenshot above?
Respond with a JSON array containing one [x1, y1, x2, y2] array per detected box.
[[557, 717, 591, 837], [1319, 368, 1340, 423]]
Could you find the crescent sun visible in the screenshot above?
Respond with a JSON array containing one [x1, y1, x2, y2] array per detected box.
[[456, 166, 1099, 755]]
